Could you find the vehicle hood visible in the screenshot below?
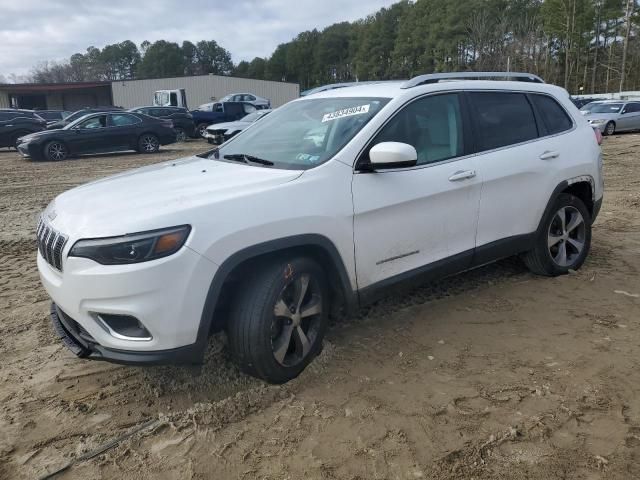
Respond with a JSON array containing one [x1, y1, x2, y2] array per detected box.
[[206, 121, 249, 132], [585, 113, 617, 121], [47, 156, 304, 239], [19, 129, 68, 142]]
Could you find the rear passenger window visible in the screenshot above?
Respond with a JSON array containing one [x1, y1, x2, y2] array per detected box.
[[530, 94, 573, 135], [371, 93, 464, 165], [469, 92, 538, 151]]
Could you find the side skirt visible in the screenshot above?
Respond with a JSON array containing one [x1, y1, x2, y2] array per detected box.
[[358, 234, 535, 307]]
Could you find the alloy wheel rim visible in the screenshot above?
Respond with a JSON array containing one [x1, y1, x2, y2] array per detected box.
[[175, 128, 186, 142], [606, 123, 615, 135], [547, 206, 586, 267], [48, 143, 66, 160], [142, 136, 158, 152], [198, 125, 207, 137], [271, 273, 323, 367]]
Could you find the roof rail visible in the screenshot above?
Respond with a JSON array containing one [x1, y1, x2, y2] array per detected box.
[[401, 72, 545, 89]]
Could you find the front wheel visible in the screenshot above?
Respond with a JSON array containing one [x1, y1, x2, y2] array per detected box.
[[226, 257, 329, 384], [522, 193, 591, 276], [43, 141, 68, 161], [138, 134, 159, 153], [196, 123, 208, 138], [604, 121, 616, 136]]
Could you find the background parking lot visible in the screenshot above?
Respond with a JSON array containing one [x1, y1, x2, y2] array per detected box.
[[1, 136, 639, 479]]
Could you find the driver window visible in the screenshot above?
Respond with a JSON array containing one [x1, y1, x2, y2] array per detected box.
[[213, 103, 223, 113], [372, 93, 464, 165], [78, 115, 107, 129]]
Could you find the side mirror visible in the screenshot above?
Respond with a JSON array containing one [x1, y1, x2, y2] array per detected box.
[[368, 142, 418, 170]]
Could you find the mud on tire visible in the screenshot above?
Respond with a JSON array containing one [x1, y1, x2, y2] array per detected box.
[[523, 193, 592, 276], [226, 257, 329, 384]]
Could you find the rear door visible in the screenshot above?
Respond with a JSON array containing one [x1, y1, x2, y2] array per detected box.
[[468, 91, 575, 261], [352, 92, 482, 289], [108, 113, 143, 148], [0, 111, 14, 146]]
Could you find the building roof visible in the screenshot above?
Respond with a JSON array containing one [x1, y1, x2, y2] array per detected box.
[[0, 81, 111, 92]]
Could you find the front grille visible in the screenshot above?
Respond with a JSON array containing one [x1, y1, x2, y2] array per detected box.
[[36, 217, 68, 271]]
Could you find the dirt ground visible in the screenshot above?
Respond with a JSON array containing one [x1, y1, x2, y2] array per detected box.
[[1, 135, 639, 480]]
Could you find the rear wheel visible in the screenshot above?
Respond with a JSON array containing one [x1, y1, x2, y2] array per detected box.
[[604, 121, 616, 136], [174, 127, 186, 142], [43, 141, 68, 161], [523, 193, 591, 276], [138, 133, 159, 153], [226, 257, 329, 384]]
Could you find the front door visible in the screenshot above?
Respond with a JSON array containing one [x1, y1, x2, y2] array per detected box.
[[352, 93, 482, 290], [617, 102, 640, 132], [71, 114, 111, 153]]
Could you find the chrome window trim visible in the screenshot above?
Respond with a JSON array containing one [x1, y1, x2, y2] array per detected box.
[[353, 89, 578, 174]]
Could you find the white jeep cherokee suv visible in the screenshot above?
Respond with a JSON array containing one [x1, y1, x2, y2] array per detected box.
[[37, 72, 603, 384]]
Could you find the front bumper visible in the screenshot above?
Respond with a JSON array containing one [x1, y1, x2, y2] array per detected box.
[[38, 242, 217, 357], [589, 122, 607, 133], [50, 303, 202, 364]]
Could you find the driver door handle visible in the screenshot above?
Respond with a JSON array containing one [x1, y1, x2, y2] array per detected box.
[[448, 170, 476, 182], [539, 151, 559, 160]]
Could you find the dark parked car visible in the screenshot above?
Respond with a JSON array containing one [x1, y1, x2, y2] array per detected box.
[[191, 101, 257, 137], [0, 109, 47, 149], [128, 106, 195, 141], [34, 110, 71, 122], [204, 109, 272, 144], [16, 111, 176, 161], [46, 106, 123, 129]]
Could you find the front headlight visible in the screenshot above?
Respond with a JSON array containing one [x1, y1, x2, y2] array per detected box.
[[69, 225, 191, 265], [590, 119, 606, 124]]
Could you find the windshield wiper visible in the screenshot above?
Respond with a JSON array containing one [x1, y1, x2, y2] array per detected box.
[[223, 154, 274, 166], [223, 153, 248, 163]]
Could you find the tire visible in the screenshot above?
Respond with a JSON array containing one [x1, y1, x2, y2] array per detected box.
[[226, 257, 329, 384], [196, 123, 208, 138], [137, 133, 160, 153], [522, 193, 591, 276], [174, 127, 186, 142], [604, 121, 616, 136], [43, 140, 68, 161]]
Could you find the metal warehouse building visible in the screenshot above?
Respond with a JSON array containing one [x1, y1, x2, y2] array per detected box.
[[0, 74, 299, 111]]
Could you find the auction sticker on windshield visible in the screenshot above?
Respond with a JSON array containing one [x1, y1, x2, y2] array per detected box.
[[322, 104, 370, 122]]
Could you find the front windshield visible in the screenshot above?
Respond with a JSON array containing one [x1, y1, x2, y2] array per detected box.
[[63, 114, 94, 130], [589, 103, 623, 114], [580, 102, 600, 112], [242, 111, 268, 122], [215, 97, 390, 169], [63, 110, 88, 123]]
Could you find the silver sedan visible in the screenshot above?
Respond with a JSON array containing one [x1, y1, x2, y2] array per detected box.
[[585, 101, 640, 135]]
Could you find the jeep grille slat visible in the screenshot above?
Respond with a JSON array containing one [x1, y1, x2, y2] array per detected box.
[[36, 216, 68, 271]]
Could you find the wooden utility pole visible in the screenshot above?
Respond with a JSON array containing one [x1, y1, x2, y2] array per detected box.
[[619, 0, 635, 92]]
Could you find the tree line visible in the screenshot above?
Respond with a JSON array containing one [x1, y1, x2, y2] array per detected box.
[[4, 0, 639, 94]]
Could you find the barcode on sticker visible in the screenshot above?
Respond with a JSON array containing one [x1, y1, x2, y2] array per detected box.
[[322, 104, 370, 122]]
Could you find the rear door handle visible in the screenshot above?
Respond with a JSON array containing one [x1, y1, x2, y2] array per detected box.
[[448, 170, 476, 182], [539, 151, 559, 160]]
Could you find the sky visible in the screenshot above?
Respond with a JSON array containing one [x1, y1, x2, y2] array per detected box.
[[0, 0, 398, 78]]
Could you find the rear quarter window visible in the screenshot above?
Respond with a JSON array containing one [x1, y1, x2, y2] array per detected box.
[[530, 94, 573, 135], [469, 92, 538, 151]]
